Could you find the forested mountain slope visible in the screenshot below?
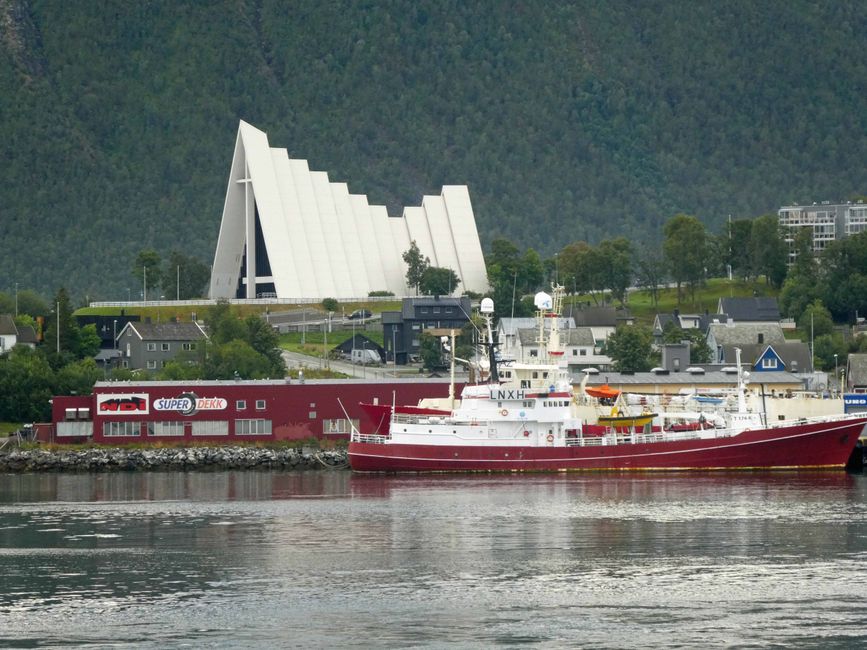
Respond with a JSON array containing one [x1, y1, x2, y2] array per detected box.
[[2, 0, 867, 298]]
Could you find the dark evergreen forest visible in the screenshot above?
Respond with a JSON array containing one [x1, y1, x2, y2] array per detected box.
[[2, 0, 867, 299]]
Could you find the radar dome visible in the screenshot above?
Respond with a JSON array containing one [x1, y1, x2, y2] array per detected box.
[[534, 292, 552, 310]]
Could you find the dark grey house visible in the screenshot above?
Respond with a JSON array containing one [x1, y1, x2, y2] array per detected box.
[[383, 296, 472, 365], [717, 297, 781, 323], [117, 321, 208, 372]]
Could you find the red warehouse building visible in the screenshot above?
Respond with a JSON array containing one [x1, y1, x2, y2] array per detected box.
[[50, 378, 461, 445]]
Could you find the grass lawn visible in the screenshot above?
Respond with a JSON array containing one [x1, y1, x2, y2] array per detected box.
[[564, 277, 781, 326], [278, 330, 385, 355]]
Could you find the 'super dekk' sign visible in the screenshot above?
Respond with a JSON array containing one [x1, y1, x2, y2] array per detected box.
[[154, 393, 228, 416]]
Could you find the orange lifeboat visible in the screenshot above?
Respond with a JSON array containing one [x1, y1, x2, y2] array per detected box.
[[585, 385, 621, 400]]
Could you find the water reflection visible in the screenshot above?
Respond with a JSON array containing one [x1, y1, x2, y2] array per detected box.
[[0, 471, 865, 648]]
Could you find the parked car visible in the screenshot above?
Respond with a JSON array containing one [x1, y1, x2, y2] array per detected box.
[[348, 309, 372, 320], [351, 348, 381, 365]]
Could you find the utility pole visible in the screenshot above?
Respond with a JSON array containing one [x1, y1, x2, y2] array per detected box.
[[177, 265, 180, 301], [56, 301, 60, 354], [14, 282, 18, 317], [143, 266, 147, 302]]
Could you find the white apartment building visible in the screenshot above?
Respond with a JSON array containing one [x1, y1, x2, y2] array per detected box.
[[779, 201, 867, 263]]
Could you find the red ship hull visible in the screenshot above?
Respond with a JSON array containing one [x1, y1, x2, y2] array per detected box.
[[349, 418, 867, 472]]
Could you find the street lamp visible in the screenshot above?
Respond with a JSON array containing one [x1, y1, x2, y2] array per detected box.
[[14, 282, 18, 317], [834, 354, 839, 395], [113, 319, 117, 350]]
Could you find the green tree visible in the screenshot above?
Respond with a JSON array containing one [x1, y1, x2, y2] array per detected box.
[[749, 215, 788, 288], [207, 300, 246, 344], [244, 314, 286, 376], [419, 267, 460, 295], [42, 288, 80, 361], [402, 241, 429, 295], [663, 214, 708, 304], [726, 219, 755, 280], [797, 300, 834, 339], [518, 248, 544, 294], [0, 347, 55, 421], [418, 331, 445, 371], [204, 339, 276, 379], [596, 238, 633, 305], [158, 359, 205, 380], [605, 325, 654, 372], [133, 249, 162, 298], [77, 324, 102, 358], [486, 238, 532, 318], [779, 229, 820, 319], [55, 358, 101, 397], [813, 333, 847, 372], [634, 246, 665, 307], [819, 232, 867, 322], [161, 251, 210, 299]]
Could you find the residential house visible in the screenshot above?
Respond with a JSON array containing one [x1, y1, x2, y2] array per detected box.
[[512, 326, 610, 369], [117, 321, 208, 372], [497, 317, 575, 360], [382, 296, 471, 365], [0, 314, 36, 353], [706, 322, 786, 364], [719, 341, 813, 374], [571, 306, 632, 342], [333, 334, 385, 363], [653, 310, 729, 343], [717, 297, 781, 324]]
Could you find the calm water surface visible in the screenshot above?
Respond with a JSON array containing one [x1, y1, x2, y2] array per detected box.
[[1, 470, 866, 648]]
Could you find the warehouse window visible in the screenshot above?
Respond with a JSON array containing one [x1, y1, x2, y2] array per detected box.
[[103, 421, 140, 437], [148, 421, 184, 437], [235, 419, 272, 435], [236, 400, 246, 410], [146, 343, 156, 351], [192, 420, 228, 436], [256, 399, 266, 410], [161, 343, 170, 351], [323, 418, 359, 434]]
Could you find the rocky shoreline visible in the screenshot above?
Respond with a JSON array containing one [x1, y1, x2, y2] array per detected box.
[[0, 446, 350, 472]]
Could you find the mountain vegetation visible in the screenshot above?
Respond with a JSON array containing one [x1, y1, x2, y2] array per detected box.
[[3, 1, 867, 299]]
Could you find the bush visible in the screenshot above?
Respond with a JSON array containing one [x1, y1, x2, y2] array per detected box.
[[321, 297, 339, 312]]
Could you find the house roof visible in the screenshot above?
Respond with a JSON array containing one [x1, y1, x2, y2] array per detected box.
[[400, 296, 471, 319], [0, 314, 17, 336], [333, 334, 384, 354], [721, 341, 812, 372], [561, 327, 596, 346], [571, 306, 628, 327], [581, 370, 802, 387], [707, 322, 786, 347], [94, 349, 124, 362], [127, 322, 208, 341], [16, 325, 37, 344], [717, 297, 780, 322], [516, 327, 595, 347], [847, 354, 867, 386]]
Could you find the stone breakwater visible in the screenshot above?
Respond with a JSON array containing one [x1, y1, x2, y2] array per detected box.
[[0, 447, 349, 472]]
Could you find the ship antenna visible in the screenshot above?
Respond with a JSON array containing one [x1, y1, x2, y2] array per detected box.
[[479, 297, 498, 383]]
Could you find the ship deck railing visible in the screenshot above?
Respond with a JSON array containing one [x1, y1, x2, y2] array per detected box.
[[352, 432, 390, 444]]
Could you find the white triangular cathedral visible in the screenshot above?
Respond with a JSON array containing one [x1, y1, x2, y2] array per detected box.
[[209, 121, 489, 300]]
